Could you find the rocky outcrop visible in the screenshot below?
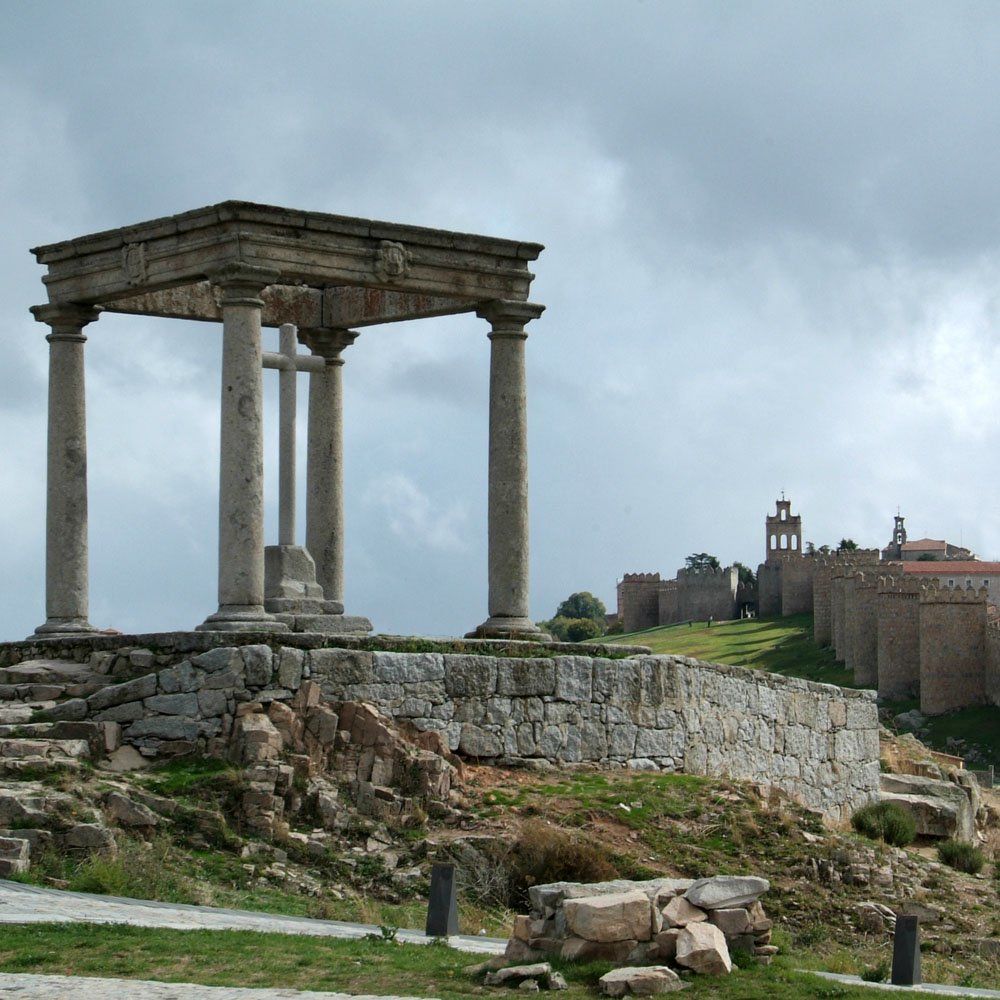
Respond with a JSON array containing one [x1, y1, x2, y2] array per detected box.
[[879, 772, 978, 843]]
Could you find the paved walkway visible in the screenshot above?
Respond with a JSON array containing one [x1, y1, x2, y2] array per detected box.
[[811, 972, 1000, 997], [0, 973, 429, 998], [0, 880, 506, 956]]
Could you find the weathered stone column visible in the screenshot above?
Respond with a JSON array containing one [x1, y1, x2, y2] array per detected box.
[[31, 303, 101, 637], [300, 328, 358, 613], [468, 300, 548, 640], [199, 264, 287, 633]]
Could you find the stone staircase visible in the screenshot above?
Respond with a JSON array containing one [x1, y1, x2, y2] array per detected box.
[[0, 658, 116, 875]]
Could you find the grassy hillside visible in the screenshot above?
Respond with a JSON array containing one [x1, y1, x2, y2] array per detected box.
[[604, 614, 855, 687]]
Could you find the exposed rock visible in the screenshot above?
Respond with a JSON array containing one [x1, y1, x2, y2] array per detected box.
[[103, 792, 159, 828], [599, 966, 687, 996], [564, 890, 652, 943], [0, 836, 29, 876], [64, 823, 117, 856], [662, 896, 707, 928], [880, 772, 976, 843], [484, 963, 552, 986], [684, 876, 769, 910], [103, 745, 150, 772], [675, 922, 732, 975], [708, 908, 751, 936]]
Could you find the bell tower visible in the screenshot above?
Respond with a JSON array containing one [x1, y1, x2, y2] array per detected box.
[[765, 495, 802, 564]]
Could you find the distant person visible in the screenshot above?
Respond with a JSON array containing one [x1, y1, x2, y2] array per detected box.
[[708, 615, 714, 628]]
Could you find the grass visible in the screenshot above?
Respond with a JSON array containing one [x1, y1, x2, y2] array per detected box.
[[603, 615, 856, 687], [0, 923, 964, 999]]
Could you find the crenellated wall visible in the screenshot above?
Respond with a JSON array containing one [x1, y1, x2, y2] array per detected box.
[[919, 585, 989, 715], [987, 620, 1000, 708], [844, 572, 878, 687], [781, 555, 815, 615], [876, 574, 922, 700], [617, 573, 661, 632]]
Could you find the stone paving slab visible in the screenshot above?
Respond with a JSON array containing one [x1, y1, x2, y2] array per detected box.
[[0, 972, 431, 998], [0, 880, 506, 956], [810, 971, 1000, 997]]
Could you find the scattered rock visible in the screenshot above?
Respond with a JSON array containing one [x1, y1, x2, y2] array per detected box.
[[599, 966, 687, 996], [675, 922, 732, 975], [684, 876, 769, 910]]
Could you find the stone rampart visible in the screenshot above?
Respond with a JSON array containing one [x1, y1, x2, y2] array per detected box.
[[617, 574, 661, 632], [0, 633, 879, 821], [829, 551, 880, 663], [844, 572, 878, 687], [756, 563, 782, 618], [987, 621, 1000, 708], [812, 556, 835, 646], [780, 555, 815, 616], [876, 575, 921, 700], [672, 566, 738, 623], [919, 585, 988, 715]]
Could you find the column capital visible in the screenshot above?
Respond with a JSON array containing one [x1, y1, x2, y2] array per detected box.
[[298, 327, 359, 365], [31, 302, 101, 342], [208, 263, 280, 306], [477, 300, 545, 337]]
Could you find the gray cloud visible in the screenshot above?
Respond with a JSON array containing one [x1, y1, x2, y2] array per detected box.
[[3, 1, 1000, 639]]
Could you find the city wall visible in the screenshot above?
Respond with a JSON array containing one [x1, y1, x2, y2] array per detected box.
[[919, 587, 989, 716], [987, 621, 1000, 708], [876, 575, 921, 700], [780, 555, 815, 615], [617, 573, 660, 632], [0, 634, 880, 821], [844, 572, 878, 687]]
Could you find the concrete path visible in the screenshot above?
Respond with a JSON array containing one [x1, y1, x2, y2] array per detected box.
[[0, 973, 430, 998], [810, 972, 1000, 997], [0, 880, 506, 956]]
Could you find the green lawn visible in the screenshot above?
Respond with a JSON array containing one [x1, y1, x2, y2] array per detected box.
[[0, 923, 968, 999], [604, 614, 856, 687]]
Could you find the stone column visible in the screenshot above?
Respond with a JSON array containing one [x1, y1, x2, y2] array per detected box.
[[277, 323, 297, 546], [300, 328, 358, 613], [468, 300, 548, 639], [199, 263, 287, 633], [31, 303, 101, 637]]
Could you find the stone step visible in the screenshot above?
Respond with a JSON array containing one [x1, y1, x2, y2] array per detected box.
[[0, 683, 68, 703], [0, 721, 103, 741], [0, 738, 91, 761], [0, 834, 30, 876], [0, 703, 57, 725], [0, 659, 96, 686], [0, 756, 84, 776]]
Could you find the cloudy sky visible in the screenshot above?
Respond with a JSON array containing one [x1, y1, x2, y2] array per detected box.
[[3, 1, 1000, 638]]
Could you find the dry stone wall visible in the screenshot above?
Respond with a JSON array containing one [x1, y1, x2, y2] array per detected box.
[[0, 635, 879, 822]]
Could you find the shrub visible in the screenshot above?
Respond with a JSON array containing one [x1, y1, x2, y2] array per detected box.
[[938, 839, 985, 874], [851, 801, 916, 847], [861, 961, 890, 983]]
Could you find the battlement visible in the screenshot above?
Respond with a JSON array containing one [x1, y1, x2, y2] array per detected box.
[[919, 582, 989, 604], [877, 573, 922, 596], [620, 572, 661, 583], [677, 566, 734, 581]]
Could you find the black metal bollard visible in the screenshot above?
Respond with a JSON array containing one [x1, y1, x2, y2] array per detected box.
[[891, 914, 921, 986], [425, 862, 459, 938]]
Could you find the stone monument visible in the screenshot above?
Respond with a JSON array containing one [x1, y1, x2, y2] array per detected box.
[[27, 202, 547, 639]]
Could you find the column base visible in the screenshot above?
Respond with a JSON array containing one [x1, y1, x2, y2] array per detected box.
[[32, 617, 99, 639], [196, 605, 290, 634], [273, 613, 373, 635], [465, 616, 553, 642], [264, 598, 345, 615]]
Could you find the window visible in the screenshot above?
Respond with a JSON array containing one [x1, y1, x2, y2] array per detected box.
[[791, 536, 798, 551], [984, 580, 990, 588], [780, 509, 787, 521], [966, 578, 972, 587], [948, 579, 954, 588], [780, 536, 788, 549], [896, 532, 902, 543], [770, 534, 777, 550]]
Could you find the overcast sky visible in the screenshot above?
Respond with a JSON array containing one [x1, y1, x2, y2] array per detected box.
[[3, 1, 1000, 639]]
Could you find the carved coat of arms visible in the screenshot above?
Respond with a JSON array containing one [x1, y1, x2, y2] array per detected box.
[[374, 240, 411, 282]]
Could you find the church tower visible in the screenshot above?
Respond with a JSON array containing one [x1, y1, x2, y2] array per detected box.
[[765, 497, 802, 564]]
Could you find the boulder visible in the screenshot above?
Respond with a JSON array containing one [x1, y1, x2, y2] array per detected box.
[[662, 896, 707, 928], [564, 890, 653, 943], [598, 966, 687, 996], [708, 908, 752, 936], [879, 772, 976, 843], [484, 963, 552, 986], [675, 922, 732, 975], [64, 823, 117, 857], [684, 876, 769, 910], [560, 937, 637, 963]]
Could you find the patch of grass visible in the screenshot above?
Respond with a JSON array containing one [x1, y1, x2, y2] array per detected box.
[[937, 839, 985, 874], [0, 923, 958, 999], [861, 960, 890, 982], [142, 757, 236, 796], [603, 615, 856, 687], [851, 801, 916, 847]]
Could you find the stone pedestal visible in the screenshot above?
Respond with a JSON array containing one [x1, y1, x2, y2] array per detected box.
[[198, 264, 287, 634], [468, 302, 550, 640], [31, 303, 101, 638]]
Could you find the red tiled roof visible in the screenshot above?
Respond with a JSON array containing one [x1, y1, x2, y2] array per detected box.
[[901, 539, 947, 550], [900, 562, 1000, 574]]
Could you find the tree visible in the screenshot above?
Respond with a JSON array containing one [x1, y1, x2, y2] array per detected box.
[[806, 542, 831, 555], [565, 618, 603, 642], [555, 592, 606, 624], [838, 539, 859, 552], [733, 562, 756, 588], [685, 553, 721, 571], [917, 553, 938, 562]]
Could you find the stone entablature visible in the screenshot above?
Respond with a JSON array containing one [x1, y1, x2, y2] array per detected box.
[[0, 634, 879, 821]]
